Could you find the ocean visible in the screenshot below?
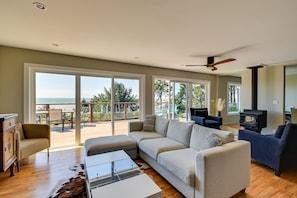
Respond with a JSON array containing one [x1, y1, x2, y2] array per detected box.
[[36, 98, 91, 104]]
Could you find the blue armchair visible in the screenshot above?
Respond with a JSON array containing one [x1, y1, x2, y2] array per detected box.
[[238, 123, 297, 176], [190, 108, 222, 129]]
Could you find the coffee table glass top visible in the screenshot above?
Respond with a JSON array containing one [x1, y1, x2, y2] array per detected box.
[[85, 150, 142, 188]]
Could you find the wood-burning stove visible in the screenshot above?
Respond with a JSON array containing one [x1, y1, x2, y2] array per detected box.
[[240, 109, 267, 132]]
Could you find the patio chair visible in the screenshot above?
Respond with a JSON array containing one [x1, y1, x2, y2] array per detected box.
[[48, 109, 65, 131]]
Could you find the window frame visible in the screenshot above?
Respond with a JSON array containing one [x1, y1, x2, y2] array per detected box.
[[227, 82, 241, 115]]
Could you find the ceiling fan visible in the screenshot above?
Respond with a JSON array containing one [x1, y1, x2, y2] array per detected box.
[[186, 56, 236, 71]]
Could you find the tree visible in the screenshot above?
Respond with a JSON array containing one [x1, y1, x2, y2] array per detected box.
[[192, 84, 205, 108], [154, 80, 169, 112], [91, 82, 138, 112], [175, 83, 187, 116]]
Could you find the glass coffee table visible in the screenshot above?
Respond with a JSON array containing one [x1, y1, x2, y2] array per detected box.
[[85, 150, 161, 198]]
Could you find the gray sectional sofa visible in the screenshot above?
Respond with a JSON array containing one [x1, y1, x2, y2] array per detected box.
[[128, 116, 250, 198]]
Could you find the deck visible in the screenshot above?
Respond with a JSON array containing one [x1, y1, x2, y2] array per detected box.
[[50, 120, 133, 148]]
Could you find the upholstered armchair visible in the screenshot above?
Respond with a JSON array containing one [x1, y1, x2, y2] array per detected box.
[[15, 123, 50, 171], [238, 123, 297, 176], [190, 108, 222, 129]]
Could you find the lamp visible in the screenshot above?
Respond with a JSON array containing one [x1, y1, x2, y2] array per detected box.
[[217, 98, 225, 116]]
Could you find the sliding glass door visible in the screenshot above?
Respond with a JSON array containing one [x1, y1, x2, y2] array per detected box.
[[28, 64, 144, 148], [173, 82, 188, 121], [36, 72, 76, 147], [113, 78, 140, 135], [154, 78, 208, 121], [80, 76, 112, 144]]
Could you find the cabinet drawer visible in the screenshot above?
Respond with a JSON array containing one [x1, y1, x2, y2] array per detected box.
[[3, 117, 16, 130]]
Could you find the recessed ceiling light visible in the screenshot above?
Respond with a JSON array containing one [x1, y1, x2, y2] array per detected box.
[[33, 2, 47, 10]]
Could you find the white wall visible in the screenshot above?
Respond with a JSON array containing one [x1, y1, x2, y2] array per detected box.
[[240, 70, 251, 110], [285, 73, 297, 110]]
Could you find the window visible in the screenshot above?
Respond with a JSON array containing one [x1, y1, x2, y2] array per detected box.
[[25, 63, 144, 147], [153, 77, 209, 121], [228, 82, 241, 114]]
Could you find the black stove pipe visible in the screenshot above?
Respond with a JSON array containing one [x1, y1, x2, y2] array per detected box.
[[247, 65, 263, 110]]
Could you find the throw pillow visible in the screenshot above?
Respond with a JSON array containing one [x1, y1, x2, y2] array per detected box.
[[274, 124, 286, 138], [198, 125, 234, 144], [143, 115, 156, 132], [199, 133, 223, 150], [16, 123, 25, 140], [190, 124, 223, 151], [155, 116, 169, 136]]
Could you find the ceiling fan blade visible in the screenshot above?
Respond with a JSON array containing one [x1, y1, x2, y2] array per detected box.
[[186, 56, 236, 71], [212, 58, 236, 66], [185, 64, 206, 67]]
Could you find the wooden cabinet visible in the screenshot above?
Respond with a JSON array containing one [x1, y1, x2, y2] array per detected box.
[[0, 114, 18, 176]]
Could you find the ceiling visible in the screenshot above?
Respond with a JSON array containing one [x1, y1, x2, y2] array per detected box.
[[1, 0, 297, 76]]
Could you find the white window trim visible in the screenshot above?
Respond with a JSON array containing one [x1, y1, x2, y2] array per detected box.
[[24, 63, 145, 124]]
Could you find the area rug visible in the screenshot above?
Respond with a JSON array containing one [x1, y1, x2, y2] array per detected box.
[[48, 164, 86, 198], [48, 160, 150, 198]]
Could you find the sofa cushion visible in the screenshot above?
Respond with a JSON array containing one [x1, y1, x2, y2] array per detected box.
[[20, 138, 49, 159], [274, 124, 286, 138], [155, 116, 170, 136], [129, 121, 143, 132], [84, 135, 137, 157], [139, 137, 187, 160], [143, 115, 155, 132], [205, 120, 219, 125], [16, 123, 25, 140], [157, 148, 197, 186], [167, 120, 193, 146], [129, 131, 164, 144]]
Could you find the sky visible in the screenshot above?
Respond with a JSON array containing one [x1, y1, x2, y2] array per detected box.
[[36, 73, 139, 99]]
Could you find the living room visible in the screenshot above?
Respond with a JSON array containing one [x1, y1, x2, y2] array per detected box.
[[1, 1, 297, 198]]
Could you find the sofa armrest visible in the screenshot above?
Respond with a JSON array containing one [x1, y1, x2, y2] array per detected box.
[[22, 124, 50, 140], [191, 115, 205, 125], [128, 121, 143, 132], [208, 115, 222, 124], [195, 140, 250, 198], [238, 129, 281, 168]]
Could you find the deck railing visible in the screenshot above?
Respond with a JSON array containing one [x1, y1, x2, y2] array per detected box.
[[36, 102, 139, 124]]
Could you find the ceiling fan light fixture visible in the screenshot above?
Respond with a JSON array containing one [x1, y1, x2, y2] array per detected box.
[[33, 2, 47, 10]]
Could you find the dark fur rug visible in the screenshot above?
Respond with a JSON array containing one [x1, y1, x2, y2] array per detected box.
[[48, 164, 86, 198]]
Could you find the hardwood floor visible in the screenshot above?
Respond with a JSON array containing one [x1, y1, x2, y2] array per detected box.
[[0, 146, 296, 198]]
